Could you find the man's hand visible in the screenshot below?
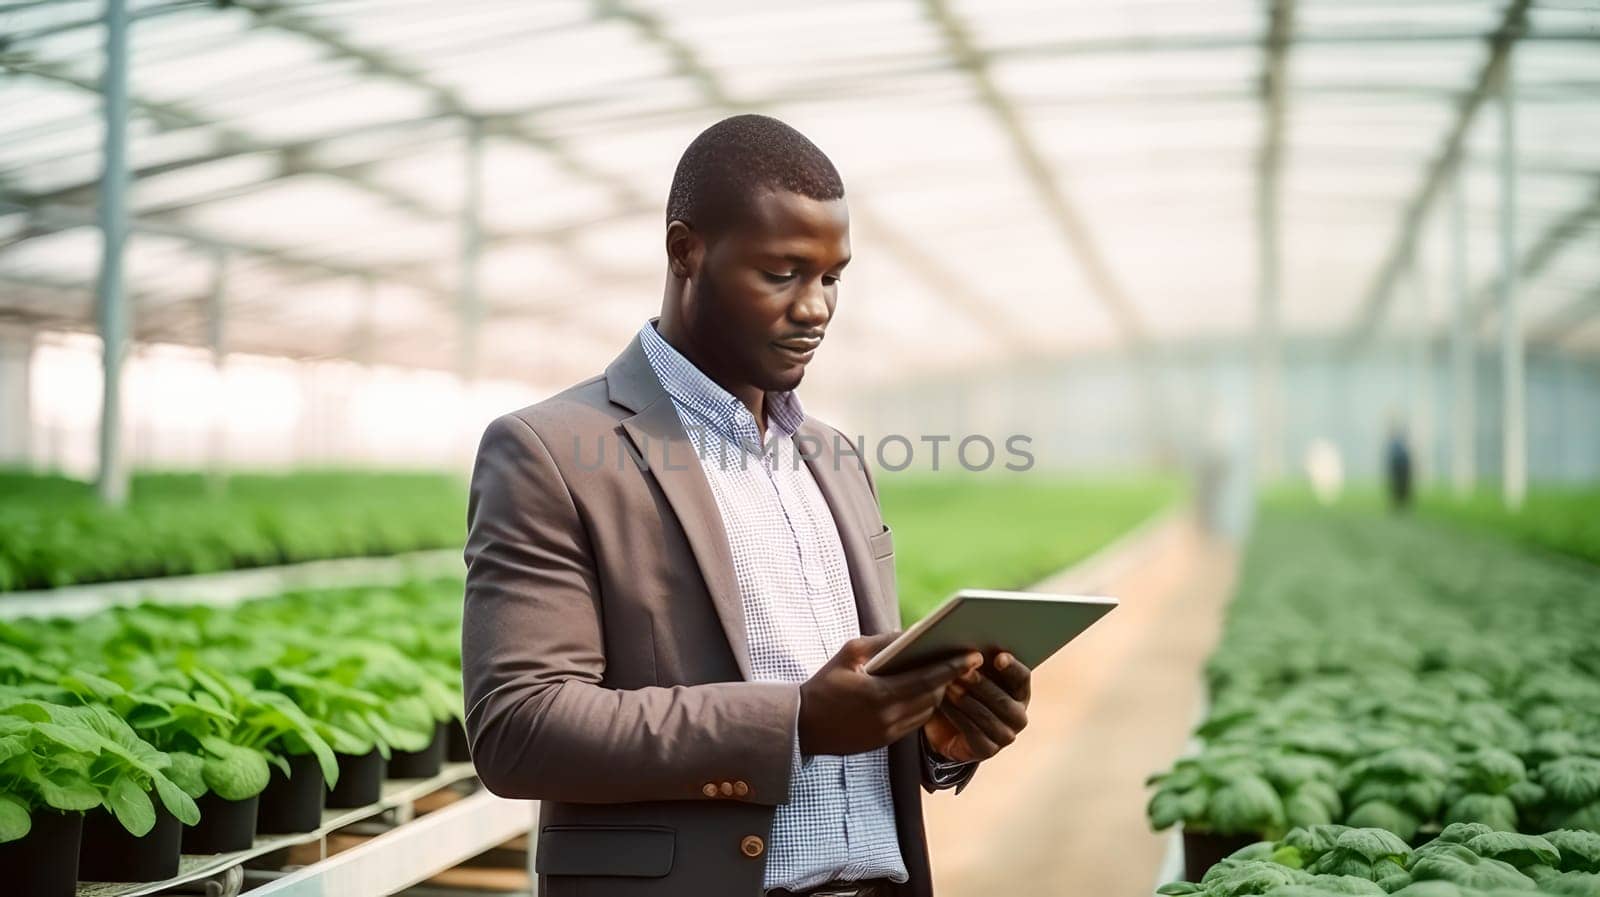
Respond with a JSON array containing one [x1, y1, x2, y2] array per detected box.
[[922, 651, 1032, 763], [799, 633, 982, 756]]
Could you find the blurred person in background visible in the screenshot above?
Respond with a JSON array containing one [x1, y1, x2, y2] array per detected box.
[[1385, 417, 1413, 511], [461, 114, 1033, 897]]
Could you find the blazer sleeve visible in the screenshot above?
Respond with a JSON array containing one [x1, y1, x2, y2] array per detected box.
[[461, 413, 801, 807]]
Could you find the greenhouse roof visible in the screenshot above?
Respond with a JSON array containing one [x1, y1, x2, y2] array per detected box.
[[1, 0, 1597, 385]]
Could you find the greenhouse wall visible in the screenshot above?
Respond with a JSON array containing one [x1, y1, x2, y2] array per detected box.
[[854, 340, 1600, 484]]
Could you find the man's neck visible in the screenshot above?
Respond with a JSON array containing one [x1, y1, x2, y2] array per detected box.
[[652, 318, 768, 432]]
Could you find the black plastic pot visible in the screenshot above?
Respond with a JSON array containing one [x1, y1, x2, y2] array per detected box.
[[79, 802, 181, 882], [256, 751, 325, 834], [0, 809, 81, 897], [182, 791, 259, 854], [387, 722, 446, 779], [1182, 829, 1259, 882], [446, 718, 471, 763], [326, 749, 386, 808]]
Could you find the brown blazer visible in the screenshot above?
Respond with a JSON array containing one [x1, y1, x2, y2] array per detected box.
[[462, 331, 965, 897]]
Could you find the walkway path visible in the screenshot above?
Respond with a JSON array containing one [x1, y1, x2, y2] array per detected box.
[[923, 513, 1238, 897]]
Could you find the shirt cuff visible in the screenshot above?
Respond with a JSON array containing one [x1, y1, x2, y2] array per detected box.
[[785, 699, 816, 805]]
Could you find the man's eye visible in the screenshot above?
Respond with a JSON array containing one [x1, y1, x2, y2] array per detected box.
[[761, 271, 796, 284], [823, 275, 841, 286]]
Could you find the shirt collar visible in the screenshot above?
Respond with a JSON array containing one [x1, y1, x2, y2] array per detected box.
[[638, 318, 807, 450]]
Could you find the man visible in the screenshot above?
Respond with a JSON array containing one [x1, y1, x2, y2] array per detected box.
[[1385, 419, 1413, 511], [462, 114, 1032, 897]]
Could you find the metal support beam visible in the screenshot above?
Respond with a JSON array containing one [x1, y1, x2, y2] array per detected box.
[[1341, 0, 1531, 348], [459, 118, 484, 383], [206, 251, 228, 495], [922, 0, 1150, 348], [21, 202, 445, 293], [1255, 0, 1292, 482], [589, 0, 1051, 359], [850, 204, 1040, 350], [353, 275, 379, 367], [96, 0, 131, 507], [0, 326, 34, 468], [206, 253, 228, 365], [0, 48, 454, 222], [233, 0, 646, 209], [1462, 181, 1600, 331], [1408, 253, 1434, 485], [920, 0, 1174, 460], [1, 42, 652, 294], [1496, 57, 1526, 509], [1447, 162, 1475, 496]]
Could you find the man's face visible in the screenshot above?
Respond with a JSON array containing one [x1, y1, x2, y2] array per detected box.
[[677, 188, 851, 394]]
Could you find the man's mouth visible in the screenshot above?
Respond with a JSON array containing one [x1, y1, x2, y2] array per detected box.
[[772, 336, 822, 361]]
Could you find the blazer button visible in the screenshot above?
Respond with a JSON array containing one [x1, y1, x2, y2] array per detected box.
[[740, 835, 765, 858], [702, 783, 718, 798], [733, 780, 750, 797], [719, 781, 735, 796]]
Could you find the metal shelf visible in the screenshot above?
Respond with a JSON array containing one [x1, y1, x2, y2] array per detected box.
[[246, 789, 532, 897], [75, 764, 532, 897]]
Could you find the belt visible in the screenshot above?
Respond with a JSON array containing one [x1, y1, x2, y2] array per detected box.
[[766, 880, 892, 897]]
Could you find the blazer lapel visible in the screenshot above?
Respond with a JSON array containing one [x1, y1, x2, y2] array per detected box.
[[800, 420, 894, 637], [609, 338, 755, 680]]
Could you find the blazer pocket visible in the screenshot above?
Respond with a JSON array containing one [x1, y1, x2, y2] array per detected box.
[[868, 524, 895, 560], [535, 825, 675, 878], [868, 525, 898, 605]]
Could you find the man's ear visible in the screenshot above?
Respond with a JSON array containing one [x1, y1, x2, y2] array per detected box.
[[665, 220, 699, 279]]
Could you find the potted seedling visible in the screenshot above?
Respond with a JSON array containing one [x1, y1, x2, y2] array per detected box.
[[174, 664, 336, 850], [0, 699, 199, 883], [1148, 746, 1292, 880], [0, 698, 109, 897], [252, 663, 394, 810]]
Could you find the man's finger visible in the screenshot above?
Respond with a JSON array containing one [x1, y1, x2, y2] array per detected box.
[[842, 631, 903, 668], [933, 700, 998, 759], [885, 694, 946, 742], [961, 674, 1029, 730], [990, 652, 1032, 702], [947, 683, 1017, 748], [884, 683, 953, 728], [847, 631, 901, 657], [883, 652, 981, 698]]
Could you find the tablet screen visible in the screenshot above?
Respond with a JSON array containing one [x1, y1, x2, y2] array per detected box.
[[863, 589, 1117, 676]]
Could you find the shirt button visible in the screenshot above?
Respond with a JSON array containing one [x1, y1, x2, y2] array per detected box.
[[740, 835, 765, 858], [702, 783, 718, 798]]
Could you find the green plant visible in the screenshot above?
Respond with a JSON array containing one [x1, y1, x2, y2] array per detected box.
[[1148, 505, 1600, 848], [0, 696, 198, 843], [0, 470, 467, 593], [0, 576, 468, 842], [1149, 748, 1345, 838], [1156, 823, 1600, 897], [1419, 488, 1600, 569]]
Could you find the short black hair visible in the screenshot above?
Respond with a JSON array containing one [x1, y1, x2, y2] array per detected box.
[[666, 114, 844, 232]]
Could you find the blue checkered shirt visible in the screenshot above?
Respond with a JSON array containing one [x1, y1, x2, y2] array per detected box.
[[638, 320, 909, 891]]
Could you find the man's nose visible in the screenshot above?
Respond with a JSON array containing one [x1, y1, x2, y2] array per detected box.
[[791, 280, 831, 324]]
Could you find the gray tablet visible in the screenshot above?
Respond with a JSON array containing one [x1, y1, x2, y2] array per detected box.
[[863, 589, 1118, 676]]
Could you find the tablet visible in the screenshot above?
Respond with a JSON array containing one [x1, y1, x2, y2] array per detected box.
[[862, 589, 1118, 676]]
